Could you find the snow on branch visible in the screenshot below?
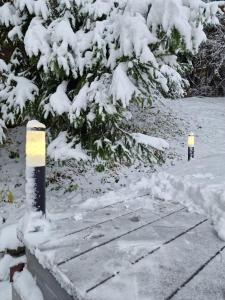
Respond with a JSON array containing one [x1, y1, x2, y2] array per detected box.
[[49, 81, 71, 115], [0, 76, 38, 121], [111, 64, 140, 108], [0, 3, 21, 26], [48, 132, 88, 161]]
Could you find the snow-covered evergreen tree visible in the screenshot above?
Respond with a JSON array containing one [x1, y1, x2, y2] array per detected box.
[[0, 0, 222, 161]]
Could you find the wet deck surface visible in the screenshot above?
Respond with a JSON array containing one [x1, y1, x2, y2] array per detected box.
[[26, 195, 225, 300]]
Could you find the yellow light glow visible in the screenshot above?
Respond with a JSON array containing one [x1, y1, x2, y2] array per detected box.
[[26, 129, 46, 167], [188, 133, 195, 147]]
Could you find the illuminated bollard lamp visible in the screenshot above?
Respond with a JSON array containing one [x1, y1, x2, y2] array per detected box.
[[26, 120, 46, 215], [188, 132, 195, 161]]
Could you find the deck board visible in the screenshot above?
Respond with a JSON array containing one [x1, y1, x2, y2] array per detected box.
[[171, 248, 225, 300], [40, 205, 183, 266], [43, 195, 182, 243], [24, 195, 225, 300], [59, 210, 206, 294], [88, 221, 225, 300]]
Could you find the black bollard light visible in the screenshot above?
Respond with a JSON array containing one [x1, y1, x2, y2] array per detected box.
[[187, 132, 195, 161], [26, 121, 46, 215]]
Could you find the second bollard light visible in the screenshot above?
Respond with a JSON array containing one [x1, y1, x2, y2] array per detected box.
[[188, 132, 195, 161]]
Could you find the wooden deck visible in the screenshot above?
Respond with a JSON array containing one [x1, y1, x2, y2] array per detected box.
[[23, 195, 225, 300]]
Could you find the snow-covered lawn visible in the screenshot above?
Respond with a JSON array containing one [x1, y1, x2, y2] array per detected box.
[[0, 97, 225, 299]]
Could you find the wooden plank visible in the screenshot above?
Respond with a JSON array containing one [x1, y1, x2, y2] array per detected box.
[[58, 210, 206, 295], [40, 209, 164, 265], [45, 195, 179, 240], [87, 221, 225, 300], [46, 195, 153, 238], [39, 205, 184, 266], [170, 248, 225, 300]]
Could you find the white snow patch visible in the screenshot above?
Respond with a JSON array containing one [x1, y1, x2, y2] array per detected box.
[[0, 59, 8, 72], [0, 3, 21, 26], [111, 63, 139, 108], [71, 83, 89, 117], [27, 120, 46, 128], [79, 177, 152, 211], [0, 282, 11, 300], [24, 17, 50, 71], [0, 254, 26, 281], [134, 172, 225, 241], [49, 81, 71, 115], [19, 211, 53, 248], [13, 268, 44, 300], [0, 75, 38, 112], [0, 223, 23, 252], [48, 132, 89, 161], [132, 133, 169, 151]]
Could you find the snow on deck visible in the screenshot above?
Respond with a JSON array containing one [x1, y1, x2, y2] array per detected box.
[[23, 194, 225, 300]]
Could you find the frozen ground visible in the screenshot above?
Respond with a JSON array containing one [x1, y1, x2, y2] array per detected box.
[[0, 97, 225, 299]]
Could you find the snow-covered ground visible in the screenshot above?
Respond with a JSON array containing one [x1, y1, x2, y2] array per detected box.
[[0, 97, 225, 299], [161, 97, 225, 239], [166, 97, 225, 183]]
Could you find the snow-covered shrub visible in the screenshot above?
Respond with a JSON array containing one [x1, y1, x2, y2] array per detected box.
[[0, 0, 222, 161]]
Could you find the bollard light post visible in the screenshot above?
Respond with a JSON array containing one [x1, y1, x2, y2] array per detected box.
[[187, 132, 195, 161], [26, 120, 46, 215]]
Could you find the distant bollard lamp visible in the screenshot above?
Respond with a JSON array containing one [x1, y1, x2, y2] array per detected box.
[[26, 120, 46, 215], [188, 132, 195, 161]]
